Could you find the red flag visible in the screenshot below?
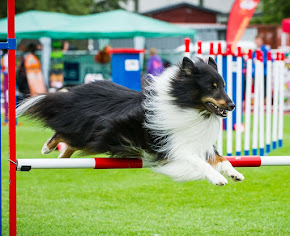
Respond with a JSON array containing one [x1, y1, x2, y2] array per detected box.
[[226, 0, 259, 51]]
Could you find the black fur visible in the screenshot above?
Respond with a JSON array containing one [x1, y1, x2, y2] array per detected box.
[[25, 81, 154, 158], [21, 57, 233, 161]]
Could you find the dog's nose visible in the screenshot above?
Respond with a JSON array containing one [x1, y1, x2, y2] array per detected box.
[[227, 102, 235, 111]]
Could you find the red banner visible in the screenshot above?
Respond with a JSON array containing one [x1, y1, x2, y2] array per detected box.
[[226, 0, 259, 51]]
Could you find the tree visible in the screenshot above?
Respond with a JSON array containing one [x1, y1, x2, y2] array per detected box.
[[91, 0, 129, 13], [252, 0, 290, 24], [0, 0, 129, 19]]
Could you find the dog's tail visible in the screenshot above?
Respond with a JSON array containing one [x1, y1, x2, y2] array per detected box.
[[16, 95, 47, 118]]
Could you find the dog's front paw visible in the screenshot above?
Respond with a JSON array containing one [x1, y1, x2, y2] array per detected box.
[[206, 170, 228, 186], [222, 161, 245, 182], [228, 170, 244, 182]]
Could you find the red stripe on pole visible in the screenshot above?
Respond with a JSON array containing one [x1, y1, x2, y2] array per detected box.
[[237, 47, 243, 57], [248, 49, 252, 59], [280, 53, 285, 61], [184, 38, 190, 53], [7, 0, 17, 235], [217, 42, 222, 55], [209, 42, 214, 55], [275, 52, 280, 61], [226, 43, 233, 55], [226, 156, 261, 167], [197, 41, 202, 54], [267, 51, 271, 61], [256, 50, 263, 62], [94, 158, 143, 169]]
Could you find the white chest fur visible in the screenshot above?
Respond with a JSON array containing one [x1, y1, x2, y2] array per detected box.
[[143, 66, 221, 162]]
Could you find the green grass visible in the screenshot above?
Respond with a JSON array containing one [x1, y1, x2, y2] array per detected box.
[[1, 116, 290, 235]]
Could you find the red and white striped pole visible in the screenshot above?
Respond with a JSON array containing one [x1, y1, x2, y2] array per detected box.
[[7, 0, 17, 235], [16, 157, 290, 171]]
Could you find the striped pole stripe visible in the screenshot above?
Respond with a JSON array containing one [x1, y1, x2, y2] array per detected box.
[[16, 156, 290, 171], [196, 40, 202, 57], [184, 37, 190, 58]]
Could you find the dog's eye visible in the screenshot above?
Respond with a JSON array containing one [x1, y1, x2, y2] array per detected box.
[[209, 83, 217, 90]]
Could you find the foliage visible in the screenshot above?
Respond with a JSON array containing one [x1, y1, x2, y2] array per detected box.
[[252, 0, 290, 24], [91, 0, 129, 14], [0, 0, 130, 19]]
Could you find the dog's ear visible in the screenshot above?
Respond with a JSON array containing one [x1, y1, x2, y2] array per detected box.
[[208, 57, 217, 71], [182, 57, 198, 75]]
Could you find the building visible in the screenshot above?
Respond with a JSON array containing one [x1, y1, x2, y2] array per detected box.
[[138, 0, 235, 15], [142, 2, 228, 42]]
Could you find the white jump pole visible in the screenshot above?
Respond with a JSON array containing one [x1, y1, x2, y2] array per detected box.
[[272, 52, 280, 150], [244, 50, 253, 155], [184, 38, 190, 58], [258, 51, 265, 156], [236, 47, 243, 156], [252, 50, 261, 155], [278, 53, 285, 148], [265, 51, 272, 154], [226, 44, 233, 156], [16, 157, 290, 171], [216, 42, 223, 155]]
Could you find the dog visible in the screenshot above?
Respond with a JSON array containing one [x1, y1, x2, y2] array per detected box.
[[16, 57, 244, 186]]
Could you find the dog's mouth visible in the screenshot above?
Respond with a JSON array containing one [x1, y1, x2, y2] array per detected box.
[[205, 102, 228, 118]]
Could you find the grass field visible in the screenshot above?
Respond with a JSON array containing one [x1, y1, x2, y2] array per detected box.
[[1, 116, 290, 235]]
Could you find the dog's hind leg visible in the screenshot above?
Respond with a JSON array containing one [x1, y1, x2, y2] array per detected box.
[[41, 133, 63, 155], [208, 154, 244, 182], [58, 145, 76, 158]]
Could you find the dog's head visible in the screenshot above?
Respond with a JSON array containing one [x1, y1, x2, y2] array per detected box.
[[170, 57, 235, 118]]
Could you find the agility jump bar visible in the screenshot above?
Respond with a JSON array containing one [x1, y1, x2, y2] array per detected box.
[[16, 156, 290, 171]]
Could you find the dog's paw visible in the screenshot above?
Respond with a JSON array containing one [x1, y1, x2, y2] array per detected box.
[[228, 171, 245, 182], [41, 143, 53, 155], [221, 161, 245, 182], [206, 170, 228, 186]]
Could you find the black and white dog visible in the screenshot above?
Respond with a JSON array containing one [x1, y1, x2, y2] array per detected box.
[[16, 57, 244, 186]]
